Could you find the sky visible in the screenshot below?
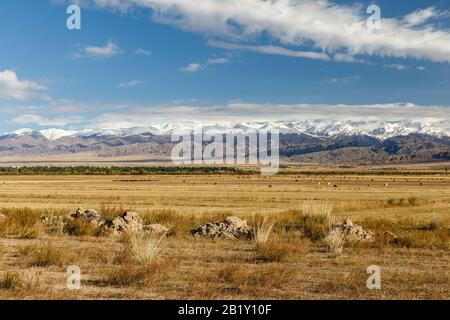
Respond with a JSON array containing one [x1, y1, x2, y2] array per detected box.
[[0, 0, 450, 132]]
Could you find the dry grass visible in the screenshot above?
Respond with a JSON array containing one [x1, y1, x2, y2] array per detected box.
[[122, 231, 167, 265], [0, 171, 448, 299], [253, 218, 275, 245], [324, 230, 345, 256], [0, 270, 41, 293], [0, 208, 43, 239], [64, 219, 104, 237], [18, 242, 66, 267]]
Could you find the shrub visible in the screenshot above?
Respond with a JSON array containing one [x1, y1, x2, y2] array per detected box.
[[105, 261, 164, 287], [254, 241, 293, 263], [324, 229, 345, 255], [253, 218, 274, 245], [0, 270, 41, 292], [64, 219, 103, 237], [0, 208, 43, 239], [19, 242, 65, 267]]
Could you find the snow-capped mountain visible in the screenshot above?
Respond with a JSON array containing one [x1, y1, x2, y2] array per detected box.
[[1, 120, 449, 165], [2, 120, 450, 141]]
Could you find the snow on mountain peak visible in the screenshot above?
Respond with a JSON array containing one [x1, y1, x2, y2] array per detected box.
[[39, 129, 77, 141], [2, 120, 449, 140]]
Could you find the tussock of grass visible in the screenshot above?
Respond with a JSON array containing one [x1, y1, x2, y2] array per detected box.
[[324, 229, 345, 256], [253, 218, 274, 245], [0, 208, 43, 239], [64, 219, 104, 237], [0, 270, 41, 292], [105, 261, 165, 287], [18, 242, 65, 267], [254, 241, 294, 263]]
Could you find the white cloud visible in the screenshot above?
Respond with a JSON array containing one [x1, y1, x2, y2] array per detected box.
[[75, 40, 121, 58], [384, 64, 407, 71], [208, 40, 330, 61], [118, 80, 141, 88], [85, 102, 450, 128], [179, 56, 229, 73], [179, 63, 205, 73], [324, 75, 360, 84], [417, 66, 427, 71], [135, 48, 152, 55], [0, 70, 46, 101], [81, 0, 450, 64], [401, 7, 443, 27], [11, 114, 83, 126]]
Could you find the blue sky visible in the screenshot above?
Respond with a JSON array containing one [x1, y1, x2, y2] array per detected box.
[[0, 0, 450, 132]]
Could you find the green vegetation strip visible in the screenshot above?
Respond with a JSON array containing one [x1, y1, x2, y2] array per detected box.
[[0, 166, 247, 175]]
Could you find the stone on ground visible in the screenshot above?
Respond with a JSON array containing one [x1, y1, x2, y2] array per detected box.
[[191, 216, 253, 240], [327, 218, 373, 242], [69, 207, 105, 227]]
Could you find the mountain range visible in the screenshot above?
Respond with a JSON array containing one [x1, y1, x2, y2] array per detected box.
[[1, 121, 450, 165]]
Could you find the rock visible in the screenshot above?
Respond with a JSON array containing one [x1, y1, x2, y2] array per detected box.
[[191, 216, 254, 240], [102, 211, 144, 234], [69, 207, 104, 227], [327, 218, 373, 242], [0, 213, 7, 221], [144, 223, 170, 234]]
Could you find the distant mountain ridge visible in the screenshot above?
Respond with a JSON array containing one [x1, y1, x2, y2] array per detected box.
[[1, 121, 449, 165], [3, 120, 449, 141]]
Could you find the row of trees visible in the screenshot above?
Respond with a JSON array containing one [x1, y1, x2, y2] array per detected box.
[[0, 166, 246, 175]]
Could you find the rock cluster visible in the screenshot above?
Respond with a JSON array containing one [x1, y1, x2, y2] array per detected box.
[[327, 218, 373, 242], [102, 211, 144, 234], [69, 208, 104, 227], [191, 216, 253, 240], [68, 208, 169, 235]]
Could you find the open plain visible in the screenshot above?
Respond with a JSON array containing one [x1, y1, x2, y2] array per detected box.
[[0, 167, 449, 299]]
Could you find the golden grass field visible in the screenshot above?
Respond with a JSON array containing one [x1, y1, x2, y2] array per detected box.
[[0, 167, 449, 299]]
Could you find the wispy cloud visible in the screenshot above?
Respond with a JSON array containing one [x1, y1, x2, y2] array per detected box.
[[0, 70, 46, 101], [179, 56, 229, 73], [74, 40, 121, 58], [324, 75, 360, 85], [208, 40, 330, 61], [11, 114, 83, 126], [384, 64, 408, 71], [79, 0, 450, 64], [135, 48, 152, 56], [118, 80, 141, 88], [401, 7, 447, 27]]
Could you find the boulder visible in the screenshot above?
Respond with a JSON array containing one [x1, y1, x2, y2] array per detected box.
[[327, 218, 373, 242], [69, 208, 104, 227], [102, 211, 144, 234], [191, 216, 254, 240]]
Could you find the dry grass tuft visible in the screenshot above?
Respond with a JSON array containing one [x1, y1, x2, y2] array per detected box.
[[324, 230, 345, 255], [64, 219, 104, 237], [126, 231, 167, 265], [0, 270, 41, 292], [254, 241, 295, 263], [0, 208, 43, 239], [18, 242, 66, 267], [253, 218, 275, 245], [105, 261, 165, 287]]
